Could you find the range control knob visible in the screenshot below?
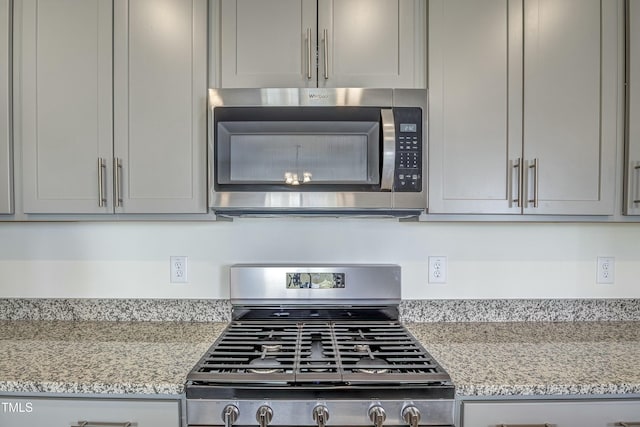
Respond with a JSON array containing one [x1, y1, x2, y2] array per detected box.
[[221, 404, 239, 427], [312, 405, 330, 427], [368, 405, 387, 427], [402, 405, 421, 427], [256, 405, 274, 427]]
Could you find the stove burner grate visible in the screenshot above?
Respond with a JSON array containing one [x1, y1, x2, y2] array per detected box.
[[188, 320, 451, 386]]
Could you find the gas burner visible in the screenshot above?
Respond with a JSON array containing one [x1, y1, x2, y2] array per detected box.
[[247, 344, 284, 374], [354, 357, 390, 374], [352, 343, 390, 374], [261, 344, 282, 353], [353, 344, 370, 353], [247, 357, 282, 374]]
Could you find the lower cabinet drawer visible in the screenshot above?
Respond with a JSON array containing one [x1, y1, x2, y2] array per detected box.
[[462, 399, 640, 427], [0, 397, 180, 427]]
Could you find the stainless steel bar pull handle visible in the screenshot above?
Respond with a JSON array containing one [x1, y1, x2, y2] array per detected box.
[[528, 158, 539, 208], [617, 422, 640, 426], [114, 158, 123, 207], [306, 28, 312, 80], [380, 109, 396, 191], [634, 164, 640, 204], [73, 422, 134, 427], [322, 29, 329, 80], [512, 158, 523, 208], [97, 158, 106, 207]]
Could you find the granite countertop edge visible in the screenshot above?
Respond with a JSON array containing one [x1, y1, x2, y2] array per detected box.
[[3, 382, 640, 399], [454, 384, 640, 398], [0, 381, 185, 396], [1, 319, 639, 399]]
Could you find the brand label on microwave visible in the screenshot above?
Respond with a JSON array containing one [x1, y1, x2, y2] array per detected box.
[[307, 91, 330, 100]]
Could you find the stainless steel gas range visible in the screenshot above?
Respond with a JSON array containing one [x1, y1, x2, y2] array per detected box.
[[186, 265, 454, 427]]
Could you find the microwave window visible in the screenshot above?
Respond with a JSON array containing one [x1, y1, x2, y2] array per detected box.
[[217, 121, 380, 186]]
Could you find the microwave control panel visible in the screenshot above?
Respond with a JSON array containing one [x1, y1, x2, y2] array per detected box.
[[393, 108, 423, 192]]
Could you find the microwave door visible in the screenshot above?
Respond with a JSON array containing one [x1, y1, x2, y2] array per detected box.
[[214, 107, 384, 191], [380, 109, 396, 191]]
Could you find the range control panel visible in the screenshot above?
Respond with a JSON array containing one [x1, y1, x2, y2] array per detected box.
[[393, 107, 423, 192]]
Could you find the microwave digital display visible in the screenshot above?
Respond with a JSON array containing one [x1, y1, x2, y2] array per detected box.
[[400, 123, 417, 133]]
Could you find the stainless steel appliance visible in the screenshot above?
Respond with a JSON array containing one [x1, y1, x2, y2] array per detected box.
[[186, 265, 454, 427], [208, 89, 427, 217]]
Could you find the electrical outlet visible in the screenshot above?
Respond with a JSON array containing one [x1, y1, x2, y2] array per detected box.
[[596, 256, 614, 284], [170, 256, 188, 283], [428, 256, 447, 284]]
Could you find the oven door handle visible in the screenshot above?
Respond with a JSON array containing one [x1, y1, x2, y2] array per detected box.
[[380, 109, 396, 191]]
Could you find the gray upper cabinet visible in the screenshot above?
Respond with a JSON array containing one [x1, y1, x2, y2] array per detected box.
[[18, 0, 114, 214], [522, 0, 619, 215], [113, 0, 208, 214], [217, 0, 425, 88], [17, 0, 207, 215], [626, 0, 640, 215], [429, 0, 621, 216], [0, 0, 12, 214], [428, 0, 522, 214], [219, 0, 316, 88], [315, 0, 424, 88]]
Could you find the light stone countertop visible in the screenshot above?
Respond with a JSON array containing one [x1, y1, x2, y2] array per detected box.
[[1, 320, 639, 397], [0, 320, 227, 395], [406, 321, 640, 397]]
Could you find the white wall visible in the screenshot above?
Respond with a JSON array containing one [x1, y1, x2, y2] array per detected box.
[[0, 219, 638, 299]]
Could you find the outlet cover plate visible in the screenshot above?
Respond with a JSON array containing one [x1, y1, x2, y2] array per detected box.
[[596, 256, 614, 284], [428, 256, 447, 284], [170, 256, 188, 283]]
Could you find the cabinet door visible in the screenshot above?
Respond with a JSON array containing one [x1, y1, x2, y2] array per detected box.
[[318, 0, 425, 88], [626, 0, 640, 215], [462, 399, 640, 427], [219, 0, 317, 88], [18, 0, 113, 214], [522, 0, 619, 215], [0, 0, 11, 214], [428, 0, 523, 214], [15, 0, 113, 213], [0, 397, 179, 427], [113, 0, 207, 213]]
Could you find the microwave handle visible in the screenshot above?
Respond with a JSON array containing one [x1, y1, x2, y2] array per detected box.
[[380, 109, 396, 191]]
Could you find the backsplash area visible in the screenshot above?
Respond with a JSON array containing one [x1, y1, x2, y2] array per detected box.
[[1, 298, 639, 322], [0, 220, 638, 299]]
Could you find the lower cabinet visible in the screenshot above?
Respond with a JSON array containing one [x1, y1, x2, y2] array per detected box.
[[0, 397, 180, 427], [461, 399, 640, 427]]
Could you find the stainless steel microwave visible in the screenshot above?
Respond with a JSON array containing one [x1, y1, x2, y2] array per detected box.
[[208, 88, 427, 217]]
